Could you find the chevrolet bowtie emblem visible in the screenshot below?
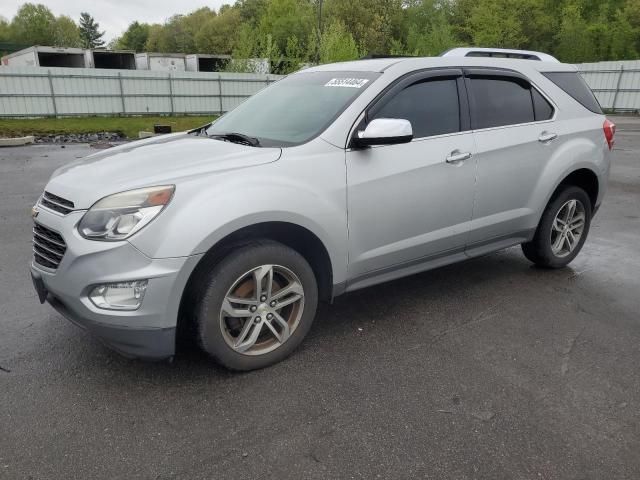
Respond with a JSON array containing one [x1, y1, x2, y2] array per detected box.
[[31, 205, 39, 219]]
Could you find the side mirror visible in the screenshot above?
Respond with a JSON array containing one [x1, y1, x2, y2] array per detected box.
[[352, 118, 413, 148]]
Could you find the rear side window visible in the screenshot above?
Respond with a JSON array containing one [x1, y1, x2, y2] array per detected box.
[[469, 77, 535, 129], [542, 72, 602, 114], [372, 79, 460, 138]]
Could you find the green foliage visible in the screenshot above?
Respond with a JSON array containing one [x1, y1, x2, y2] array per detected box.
[[0, 17, 11, 42], [555, 3, 594, 63], [115, 22, 150, 52], [79, 12, 105, 48], [10, 3, 57, 45], [2, 0, 640, 70], [258, 0, 314, 53], [400, 0, 458, 56], [4, 3, 84, 50], [319, 20, 361, 64], [196, 8, 242, 54], [146, 8, 218, 53], [237, 0, 269, 26], [53, 16, 81, 48], [324, 0, 404, 55], [468, 0, 529, 48]]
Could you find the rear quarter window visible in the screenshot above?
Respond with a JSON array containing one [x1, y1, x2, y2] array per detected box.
[[542, 72, 602, 114]]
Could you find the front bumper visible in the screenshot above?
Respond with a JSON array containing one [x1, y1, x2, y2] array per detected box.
[[30, 208, 203, 360]]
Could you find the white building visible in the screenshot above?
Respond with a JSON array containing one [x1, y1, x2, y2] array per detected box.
[[185, 54, 231, 72], [2, 46, 88, 68], [135, 53, 186, 71]]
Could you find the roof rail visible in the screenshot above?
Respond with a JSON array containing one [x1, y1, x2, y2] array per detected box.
[[441, 47, 560, 63], [359, 54, 416, 60]]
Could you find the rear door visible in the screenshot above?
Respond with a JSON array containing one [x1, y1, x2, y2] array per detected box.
[[464, 69, 558, 252], [345, 69, 477, 283]]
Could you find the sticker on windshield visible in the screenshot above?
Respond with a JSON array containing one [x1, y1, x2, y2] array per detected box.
[[325, 78, 369, 88]]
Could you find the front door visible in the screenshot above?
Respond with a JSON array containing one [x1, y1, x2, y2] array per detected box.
[[346, 69, 477, 286]]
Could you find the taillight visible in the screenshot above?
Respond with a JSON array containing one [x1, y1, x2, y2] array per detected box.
[[603, 119, 616, 150]]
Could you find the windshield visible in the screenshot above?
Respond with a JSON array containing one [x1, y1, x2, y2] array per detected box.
[[207, 71, 380, 147]]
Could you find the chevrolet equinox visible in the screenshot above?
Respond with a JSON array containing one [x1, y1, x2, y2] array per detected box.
[[31, 49, 615, 370]]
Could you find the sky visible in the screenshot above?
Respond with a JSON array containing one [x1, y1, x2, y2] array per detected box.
[[2, 0, 232, 41]]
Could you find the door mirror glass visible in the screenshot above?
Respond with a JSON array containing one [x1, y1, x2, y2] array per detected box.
[[352, 118, 413, 147]]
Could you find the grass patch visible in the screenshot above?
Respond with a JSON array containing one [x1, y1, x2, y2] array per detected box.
[[0, 116, 216, 139]]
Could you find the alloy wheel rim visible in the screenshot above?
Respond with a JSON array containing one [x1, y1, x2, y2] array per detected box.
[[550, 199, 586, 258], [219, 264, 305, 356]]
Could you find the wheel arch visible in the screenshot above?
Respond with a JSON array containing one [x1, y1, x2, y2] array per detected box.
[[553, 167, 599, 211], [176, 221, 335, 343]]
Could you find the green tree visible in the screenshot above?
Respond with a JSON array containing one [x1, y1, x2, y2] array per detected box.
[[116, 22, 150, 52], [195, 7, 242, 54], [181, 7, 217, 52], [78, 12, 105, 48], [622, 0, 640, 53], [233, 24, 259, 59], [145, 8, 217, 53], [468, 0, 528, 48], [324, 0, 403, 55], [401, 0, 460, 56], [144, 24, 165, 52], [259, 0, 314, 53], [554, 3, 596, 62], [319, 20, 360, 63], [53, 15, 81, 47], [607, 10, 639, 60], [0, 17, 11, 42], [237, 0, 268, 26], [10, 3, 56, 45]]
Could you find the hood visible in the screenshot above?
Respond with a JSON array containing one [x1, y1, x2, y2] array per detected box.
[[46, 133, 282, 209]]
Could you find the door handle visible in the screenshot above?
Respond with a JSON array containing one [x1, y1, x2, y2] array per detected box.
[[446, 150, 472, 164], [538, 132, 558, 143]]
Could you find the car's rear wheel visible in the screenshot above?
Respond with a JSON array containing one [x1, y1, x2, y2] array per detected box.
[[195, 241, 318, 371], [522, 186, 592, 268]]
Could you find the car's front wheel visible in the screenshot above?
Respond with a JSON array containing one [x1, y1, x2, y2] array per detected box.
[[522, 185, 592, 268], [194, 241, 318, 371]]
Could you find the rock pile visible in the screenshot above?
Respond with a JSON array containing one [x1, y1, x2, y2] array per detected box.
[[35, 132, 126, 144]]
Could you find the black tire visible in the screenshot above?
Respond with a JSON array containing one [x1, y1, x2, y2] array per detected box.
[[522, 185, 592, 268], [193, 240, 318, 371]]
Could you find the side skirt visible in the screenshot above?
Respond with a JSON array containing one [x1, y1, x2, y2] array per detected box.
[[335, 229, 535, 297]]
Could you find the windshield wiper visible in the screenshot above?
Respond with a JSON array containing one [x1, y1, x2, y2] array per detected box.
[[208, 132, 261, 147]]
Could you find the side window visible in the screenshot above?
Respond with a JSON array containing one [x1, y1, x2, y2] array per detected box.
[[372, 78, 461, 138], [542, 72, 602, 114], [532, 88, 554, 121], [469, 77, 535, 129]]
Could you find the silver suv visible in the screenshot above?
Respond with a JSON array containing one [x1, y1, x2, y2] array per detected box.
[[31, 50, 615, 370]]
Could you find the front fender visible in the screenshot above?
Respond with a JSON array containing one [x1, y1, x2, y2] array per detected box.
[[129, 146, 349, 285]]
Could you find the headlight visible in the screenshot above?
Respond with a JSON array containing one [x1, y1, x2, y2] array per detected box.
[[78, 186, 174, 241]]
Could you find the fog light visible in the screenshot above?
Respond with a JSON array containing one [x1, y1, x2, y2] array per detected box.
[[89, 280, 148, 311]]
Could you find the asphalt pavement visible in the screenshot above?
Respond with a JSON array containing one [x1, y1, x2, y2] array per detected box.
[[1, 120, 639, 479]]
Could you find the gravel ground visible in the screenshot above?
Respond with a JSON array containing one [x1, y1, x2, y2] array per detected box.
[[0, 120, 639, 479]]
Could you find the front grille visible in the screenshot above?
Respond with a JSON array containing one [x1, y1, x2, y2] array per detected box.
[[33, 222, 67, 270], [39, 191, 75, 215]]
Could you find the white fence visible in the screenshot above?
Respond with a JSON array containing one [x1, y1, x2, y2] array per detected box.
[[0, 66, 283, 117], [1, 61, 639, 118]]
